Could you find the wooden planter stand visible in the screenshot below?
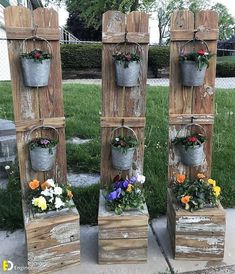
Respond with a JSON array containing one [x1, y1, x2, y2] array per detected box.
[[98, 191, 149, 264], [167, 189, 226, 260], [24, 201, 80, 274]]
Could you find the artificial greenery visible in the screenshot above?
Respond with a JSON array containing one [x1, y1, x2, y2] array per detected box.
[[179, 49, 212, 70], [111, 135, 138, 153], [28, 137, 58, 154], [173, 133, 205, 150], [172, 174, 221, 212], [113, 52, 141, 68], [105, 175, 146, 215], [21, 49, 52, 63]]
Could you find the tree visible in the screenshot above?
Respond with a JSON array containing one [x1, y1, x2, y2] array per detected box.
[[65, 0, 155, 40], [212, 3, 235, 40]]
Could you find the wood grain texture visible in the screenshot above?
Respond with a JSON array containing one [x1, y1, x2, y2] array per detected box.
[[168, 10, 218, 183], [101, 11, 149, 186], [4, 6, 67, 194], [98, 191, 149, 264], [167, 189, 225, 260]]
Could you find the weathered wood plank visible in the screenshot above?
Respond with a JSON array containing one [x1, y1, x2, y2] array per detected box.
[[170, 29, 218, 41], [102, 32, 149, 43], [101, 117, 146, 128], [169, 114, 214, 125]]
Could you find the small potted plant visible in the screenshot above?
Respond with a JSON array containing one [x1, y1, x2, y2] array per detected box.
[[105, 174, 146, 215], [172, 173, 221, 212], [179, 44, 212, 86], [21, 48, 52, 87], [27, 178, 73, 214], [113, 51, 141, 87], [111, 126, 138, 170], [29, 137, 58, 171]]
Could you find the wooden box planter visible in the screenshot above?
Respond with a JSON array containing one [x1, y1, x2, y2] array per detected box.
[[24, 201, 80, 274], [98, 190, 149, 264], [167, 188, 226, 261]]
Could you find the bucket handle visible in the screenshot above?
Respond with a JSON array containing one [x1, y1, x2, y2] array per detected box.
[[27, 125, 59, 142], [110, 126, 138, 144], [176, 123, 206, 139], [180, 38, 209, 56], [21, 35, 53, 55]]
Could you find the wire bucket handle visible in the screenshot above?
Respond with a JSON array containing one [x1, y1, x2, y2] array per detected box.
[[27, 125, 59, 142], [180, 38, 209, 56], [110, 126, 138, 144], [21, 35, 53, 55], [176, 123, 206, 139]]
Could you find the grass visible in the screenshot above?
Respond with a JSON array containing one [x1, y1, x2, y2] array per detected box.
[[217, 56, 235, 63], [0, 82, 235, 229]]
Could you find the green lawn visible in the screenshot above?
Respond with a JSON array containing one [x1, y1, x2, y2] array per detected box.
[[0, 81, 235, 229], [217, 55, 235, 63]]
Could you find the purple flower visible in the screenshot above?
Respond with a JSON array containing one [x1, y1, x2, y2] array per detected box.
[[40, 139, 49, 145], [107, 188, 122, 201], [129, 176, 137, 184], [122, 179, 129, 188]]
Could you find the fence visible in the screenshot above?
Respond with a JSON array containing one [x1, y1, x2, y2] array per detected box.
[[0, 36, 234, 89]]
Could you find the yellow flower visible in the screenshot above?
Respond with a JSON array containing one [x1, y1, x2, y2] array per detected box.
[[213, 186, 221, 197], [176, 174, 186, 184], [37, 196, 47, 211], [126, 184, 133, 193], [32, 197, 40, 207], [208, 178, 216, 187]]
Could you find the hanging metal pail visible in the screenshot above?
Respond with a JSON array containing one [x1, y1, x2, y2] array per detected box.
[[111, 146, 136, 170], [180, 60, 207, 86], [21, 58, 51, 87], [110, 126, 138, 171], [28, 125, 59, 172], [30, 145, 57, 171], [115, 61, 140, 87], [178, 144, 204, 166]]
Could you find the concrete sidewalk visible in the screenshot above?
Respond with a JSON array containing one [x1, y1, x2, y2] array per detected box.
[[0, 209, 234, 274]]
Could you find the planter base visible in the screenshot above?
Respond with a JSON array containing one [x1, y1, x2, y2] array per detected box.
[[24, 201, 80, 273], [167, 188, 226, 260], [98, 190, 149, 264]]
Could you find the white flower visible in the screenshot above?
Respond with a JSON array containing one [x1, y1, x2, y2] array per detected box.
[[115, 137, 119, 141], [41, 188, 54, 198], [204, 52, 209, 55], [5, 165, 10, 170], [136, 174, 145, 184], [55, 197, 64, 209], [135, 188, 141, 194], [46, 179, 55, 188], [54, 186, 63, 195]]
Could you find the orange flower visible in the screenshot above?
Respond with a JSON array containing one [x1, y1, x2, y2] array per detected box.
[[181, 195, 191, 204], [41, 181, 51, 190], [197, 173, 206, 179], [67, 190, 73, 199], [28, 179, 40, 190], [176, 174, 186, 184]]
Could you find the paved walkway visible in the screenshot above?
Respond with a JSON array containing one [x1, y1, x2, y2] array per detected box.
[[0, 209, 234, 274], [63, 78, 235, 89]]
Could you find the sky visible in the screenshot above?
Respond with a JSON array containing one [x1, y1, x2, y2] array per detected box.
[[56, 0, 235, 44]]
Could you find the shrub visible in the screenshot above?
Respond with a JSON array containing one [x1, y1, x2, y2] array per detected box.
[[148, 46, 170, 77], [216, 62, 235, 77], [61, 43, 102, 70]]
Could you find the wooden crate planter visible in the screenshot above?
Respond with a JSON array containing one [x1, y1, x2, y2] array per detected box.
[[24, 201, 80, 274], [167, 189, 226, 260], [98, 191, 149, 264]]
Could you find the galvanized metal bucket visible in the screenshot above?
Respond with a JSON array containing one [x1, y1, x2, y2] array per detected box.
[[180, 60, 207, 86], [20, 35, 52, 87], [21, 58, 51, 87], [110, 126, 138, 171], [28, 125, 59, 172], [115, 61, 140, 87], [175, 123, 206, 166], [178, 144, 204, 166]]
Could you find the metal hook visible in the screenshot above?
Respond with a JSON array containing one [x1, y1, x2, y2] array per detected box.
[[121, 118, 124, 126], [32, 24, 38, 37], [124, 27, 128, 43], [191, 116, 197, 123]]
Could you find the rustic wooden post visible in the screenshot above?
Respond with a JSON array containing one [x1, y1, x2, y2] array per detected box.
[[98, 11, 149, 264], [167, 10, 226, 260], [4, 6, 80, 273]]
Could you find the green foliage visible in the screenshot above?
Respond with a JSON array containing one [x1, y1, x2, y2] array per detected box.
[[21, 49, 52, 62], [173, 133, 206, 149], [111, 135, 138, 153], [0, 164, 23, 231], [148, 46, 170, 77], [172, 176, 221, 212], [216, 62, 235, 77], [28, 137, 58, 152], [61, 43, 102, 70], [72, 184, 100, 225]]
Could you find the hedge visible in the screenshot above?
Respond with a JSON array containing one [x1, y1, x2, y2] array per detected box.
[[61, 43, 170, 73], [216, 62, 235, 77]]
